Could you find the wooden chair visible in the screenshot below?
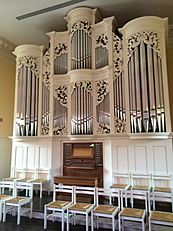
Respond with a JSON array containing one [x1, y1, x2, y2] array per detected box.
[[44, 184, 74, 231], [119, 189, 148, 231], [130, 173, 152, 208], [0, 180, 15, 221], [3, 181, 33, 225], [148, 188, 173, 230], [151, 173, 173, 211], [110, 172, 131, 207], [91, 187, 120, 231], [29, 168, 51, 198], [67, 186, 96, 231], [2, 168, 25, 184]]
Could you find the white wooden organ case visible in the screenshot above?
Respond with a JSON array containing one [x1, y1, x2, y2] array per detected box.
[[10, 7, 173, 189]]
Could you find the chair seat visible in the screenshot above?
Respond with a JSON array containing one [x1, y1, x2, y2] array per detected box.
[[120, 208, 145, 218], [5, 196, 28, 204], [110, 184, 129, 189], [3, 177, 18, 181], [0, 194, 11, 200], [47, 200, 70, 209], [132, 185, 149, 191], [94, 205, 118, 214], [16, 178, 33, 182], [153, 187, 172, 193], [150, 211, 173, 223], [69, 203, 92, 211], [30, 178, 48, 183]]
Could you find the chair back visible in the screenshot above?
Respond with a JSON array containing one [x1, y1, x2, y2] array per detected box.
[[112, 172, 131, 186], [0, 180, 16, 196], [74, 186, 96, 205], [53, 184, 74, 202], [96, 187, 120, 207], [35, 168, 51, 180], [121, 189, 148, 211], [131, 173, 152, 189], [15, 181, 33, 198], [151, 173, 173, 190]]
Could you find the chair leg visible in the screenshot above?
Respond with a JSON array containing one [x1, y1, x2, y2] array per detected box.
[[67, 210, 69, 231], [62, 210, 64, 231], [148, 217, 151, 231], [112, 215, 115, 231], [86, 213, 89, 231], [44, 206, 47, 229], [40, 183, 42, 198], [3, 202, 6, 222], [142, 219, 145, 231], [0, 201, 2, 221], [91, 211, 94, 231], [30, 201, 33, 219], [17, 205, 21, 225], [74, 213, 76, 226], [125, 191, 128, 207], [153, 194, 155, 210], [131, 190, 134, 208], [118, 214, 121, 231]]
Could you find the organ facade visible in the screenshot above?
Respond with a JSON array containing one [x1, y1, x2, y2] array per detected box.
[[10, 7, 173, 188]]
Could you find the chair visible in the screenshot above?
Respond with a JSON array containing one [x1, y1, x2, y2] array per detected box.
[[119, 189, 148, 231], [151, 173, 173, 211], [110, 172, 131, 207], [44, 184, 74, 231], [0, 180, 15, 221], [3, 181, 33, 225], [67, 186, 96, 231], [29, 168, 51, 198], [130, 173, 152, 208], [91, 187, 120, 231], [2, 168, 24, 183], [110, 172, 131, 190], [148, 188, 173, 231]]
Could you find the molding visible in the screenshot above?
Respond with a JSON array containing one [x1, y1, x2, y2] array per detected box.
[[0, 36, 16, 62], [168, 24, 173, 48]]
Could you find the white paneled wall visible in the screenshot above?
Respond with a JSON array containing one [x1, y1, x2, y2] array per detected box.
[[10, 138, 61, 183], [111, 138, 173, 178], [10, 136, 173, 189]]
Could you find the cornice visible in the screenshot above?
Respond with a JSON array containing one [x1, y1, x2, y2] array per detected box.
[[0, 36, 16, 62]]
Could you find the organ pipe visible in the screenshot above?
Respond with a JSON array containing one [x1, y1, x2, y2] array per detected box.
[[71, 82, 93, 135], [16, 64, 39, 136], [128, 41, 166, 133], [71, 30, 92, 70]]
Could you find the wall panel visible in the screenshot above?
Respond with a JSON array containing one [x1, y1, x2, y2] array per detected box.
[[117, 146, 129, 172], [134, 146, 147, 173], [26, 146, 36, 169], [153, 146, 167, 174], [38, 146, 49, 169]]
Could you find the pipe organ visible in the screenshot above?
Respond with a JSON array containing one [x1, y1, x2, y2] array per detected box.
[[13, 8, 171, 137]]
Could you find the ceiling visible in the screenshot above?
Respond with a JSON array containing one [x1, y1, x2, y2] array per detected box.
[[0, 0, 173, 49]]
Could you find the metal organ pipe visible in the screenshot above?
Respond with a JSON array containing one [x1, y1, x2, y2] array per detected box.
[[16, 64, 39, 136], [71, 83, 93, 135], [140, 42, 148, 132], [128, 39, 166, 133]]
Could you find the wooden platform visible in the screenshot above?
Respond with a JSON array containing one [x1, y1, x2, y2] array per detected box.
[[54, 176, 98, 187]]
